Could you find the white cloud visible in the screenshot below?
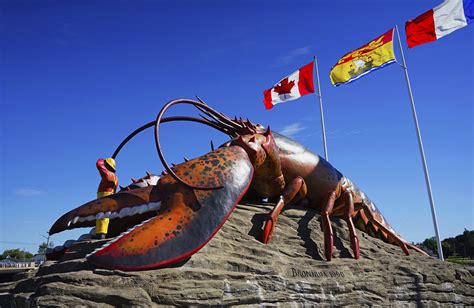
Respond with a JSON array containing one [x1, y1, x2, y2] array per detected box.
[[279, 122, 306, 137], [275, 46, 311, 67], [14, 188, 45, 197]]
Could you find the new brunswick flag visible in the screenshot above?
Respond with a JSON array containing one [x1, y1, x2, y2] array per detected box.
[[330, 28, 396, 86]]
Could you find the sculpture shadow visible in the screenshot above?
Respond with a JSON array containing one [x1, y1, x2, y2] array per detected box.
[[248, 212, 269, 242], [238, 199, 271, 242], [297, 209, 324, 260], [245, 202, 324, 261], [242, 201, 353, 261], [331, 218, 354, 259]]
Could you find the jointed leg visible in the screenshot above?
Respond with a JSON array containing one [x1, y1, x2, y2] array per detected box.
[[341, 190, 360, 259], [321, 191, 336, 261], [262, 177, 307, 244], [321, 189, 360, 260]]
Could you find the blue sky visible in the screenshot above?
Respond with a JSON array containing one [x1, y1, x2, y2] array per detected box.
[[1, 0, 472, 253]]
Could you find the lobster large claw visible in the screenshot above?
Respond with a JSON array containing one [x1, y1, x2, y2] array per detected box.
[[49, 146, 253, 271]]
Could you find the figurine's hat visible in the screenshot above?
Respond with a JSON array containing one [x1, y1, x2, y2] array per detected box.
[[105, 158, 116, 171]]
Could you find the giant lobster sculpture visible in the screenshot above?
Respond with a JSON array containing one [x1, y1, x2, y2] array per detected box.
[[49, 98, 426, 271]]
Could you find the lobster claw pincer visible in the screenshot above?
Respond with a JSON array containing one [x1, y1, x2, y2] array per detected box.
[[49, 146, 253, 271]]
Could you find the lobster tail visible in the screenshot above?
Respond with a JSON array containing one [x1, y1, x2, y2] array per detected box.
[[353, 205, 392, 242], [350, 184, 426, 255]]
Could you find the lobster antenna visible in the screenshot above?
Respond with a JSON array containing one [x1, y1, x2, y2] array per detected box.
[[154, 99, 228, 190], [195, 96, 243, 131], [195, 105, 241, 132], [195, 95, 205, 104], [111, 116, 227, 159], [154, 98, 262, 190], [197, 112, 235, 133], [197, 108, 231, 127], [195, 95, 209, 107]]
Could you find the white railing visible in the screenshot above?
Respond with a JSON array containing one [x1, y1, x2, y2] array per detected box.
[[0, 262, 36, 269]]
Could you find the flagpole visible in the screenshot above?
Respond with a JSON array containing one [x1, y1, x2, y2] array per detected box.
[[394, 25, 444, 261], [313, 56, 329, 161]]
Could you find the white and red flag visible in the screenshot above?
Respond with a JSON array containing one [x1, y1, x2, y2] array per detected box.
[[405, 0, 473, 48], [263, 61, 315, 110]]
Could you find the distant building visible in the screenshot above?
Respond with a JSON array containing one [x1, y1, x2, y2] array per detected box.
[[0, 256, 35, 268], [32, 254, 46, 266]]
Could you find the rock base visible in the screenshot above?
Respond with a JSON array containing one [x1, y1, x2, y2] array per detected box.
[[1, 203, 473, 306]]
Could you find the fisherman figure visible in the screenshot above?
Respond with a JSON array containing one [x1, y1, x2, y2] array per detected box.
[[95, 157, 118, 239]]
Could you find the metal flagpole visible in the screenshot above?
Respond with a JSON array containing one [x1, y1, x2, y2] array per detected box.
[[313, 56, 329, 161], [394, 25, 444, 261]]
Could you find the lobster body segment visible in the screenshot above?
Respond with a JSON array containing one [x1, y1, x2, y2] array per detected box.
[[266, 133, 343, 204]]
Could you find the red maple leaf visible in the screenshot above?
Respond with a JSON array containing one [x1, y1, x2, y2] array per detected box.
[[274, 78, 295, 95]]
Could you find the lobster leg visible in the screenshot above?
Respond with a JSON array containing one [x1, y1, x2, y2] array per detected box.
[[321, 191, 337, 261], [322, 190, 361, 260], [262, 176, 307, 244], [341, 191, 360, 259]]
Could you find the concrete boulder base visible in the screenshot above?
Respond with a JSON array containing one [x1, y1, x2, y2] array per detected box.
[[1, 203, 473, 306]]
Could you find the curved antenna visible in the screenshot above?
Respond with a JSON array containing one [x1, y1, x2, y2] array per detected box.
[[155, 98, 246, 190], [111, 116, 229, 159], [112, 97, 258, 190]]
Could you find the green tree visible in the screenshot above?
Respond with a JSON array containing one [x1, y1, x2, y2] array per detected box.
[[0, 249, 33, 260], [422, 237, 438, 255], [442, 239, 454, 257], [38, 241, 54, 255], [458, 229, 474, 258], [419, 229, 473, 259]]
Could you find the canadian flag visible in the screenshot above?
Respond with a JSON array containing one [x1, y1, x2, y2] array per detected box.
[[263, 61, 315, 110]]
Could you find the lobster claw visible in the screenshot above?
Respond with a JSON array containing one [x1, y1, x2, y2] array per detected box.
[[49, 146, 253, 271]]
